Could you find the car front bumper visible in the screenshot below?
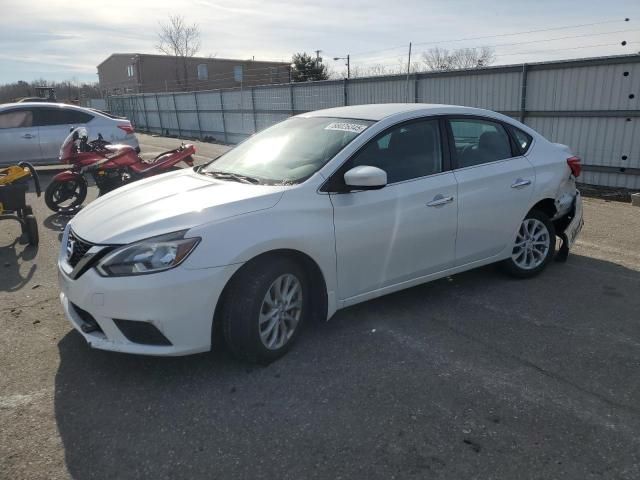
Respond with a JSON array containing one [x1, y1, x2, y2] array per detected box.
[[58, 260, 240, 356]]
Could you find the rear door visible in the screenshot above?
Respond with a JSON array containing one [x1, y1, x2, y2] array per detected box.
[[33, 107, 94, 161], [447, 117, 535, 266], [0, 108, 42, 164]]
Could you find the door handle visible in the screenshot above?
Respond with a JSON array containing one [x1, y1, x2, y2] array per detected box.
[[511, 178, 532, 189], [426, 195, 454, 207], [22, 133, 35, 139]]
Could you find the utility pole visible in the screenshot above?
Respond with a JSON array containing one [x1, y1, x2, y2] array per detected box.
[[334, 55, 350, 79], [315, 50, 322, 62], [406, 42, 412, 102]]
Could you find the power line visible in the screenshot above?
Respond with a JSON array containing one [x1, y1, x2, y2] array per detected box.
[[349, 18, 631, 59], [412, 18, 630, 47], [352, 41, 637, 70], [349, 28, 636, 67], [355, 28, 637, 63], [494, 41, 639, 58]]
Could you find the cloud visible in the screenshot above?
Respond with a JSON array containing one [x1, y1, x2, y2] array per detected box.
[[0, 0, 637, 83]]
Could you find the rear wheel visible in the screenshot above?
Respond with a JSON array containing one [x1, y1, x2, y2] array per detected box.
[[501, 209, 555, 278], [45, 177, 87, 212], [220, 257, 309, 364]]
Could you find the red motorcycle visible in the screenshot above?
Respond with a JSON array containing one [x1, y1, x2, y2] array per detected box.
[[45, 128, 196, 212]]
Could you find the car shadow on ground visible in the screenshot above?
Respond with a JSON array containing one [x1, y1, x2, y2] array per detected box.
[[0, 236, 38, 292], [43, 213, 74, 236], [53, 254, 640, 479]]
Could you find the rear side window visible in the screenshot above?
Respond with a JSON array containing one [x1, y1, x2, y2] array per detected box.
[[34, 108, 94, 126], [0, 110, 33, 129], [510, 126, 533, 154], [449, 119, 512, 168]]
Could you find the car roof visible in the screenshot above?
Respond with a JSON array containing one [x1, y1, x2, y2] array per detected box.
[[299, 103, 509, 122], [0, 102, 89, 112]]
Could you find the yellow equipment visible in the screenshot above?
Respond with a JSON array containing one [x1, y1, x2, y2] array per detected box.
[[0, 162, 41, 246]]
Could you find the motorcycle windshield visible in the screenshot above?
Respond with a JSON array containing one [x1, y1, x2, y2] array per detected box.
[[59, 127, 88, 161]]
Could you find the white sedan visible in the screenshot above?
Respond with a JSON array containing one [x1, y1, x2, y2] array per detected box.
[[57, 104, 583, 363]]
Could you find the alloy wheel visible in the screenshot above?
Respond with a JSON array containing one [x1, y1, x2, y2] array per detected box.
[[258, 274, 303, 350], [511, 218, 551, 270]]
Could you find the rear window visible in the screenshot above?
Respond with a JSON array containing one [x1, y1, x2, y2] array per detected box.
[[510, 126, 533, 154], [89, 108, 125, 119]]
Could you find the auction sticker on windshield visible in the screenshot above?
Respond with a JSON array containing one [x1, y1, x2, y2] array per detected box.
[[325, 122, 369, 133]]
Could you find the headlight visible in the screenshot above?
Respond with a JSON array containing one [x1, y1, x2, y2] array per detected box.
[[96, 230, 200, 277]]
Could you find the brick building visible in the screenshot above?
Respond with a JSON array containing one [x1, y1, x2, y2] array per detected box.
[[97, 53, 291, 95]]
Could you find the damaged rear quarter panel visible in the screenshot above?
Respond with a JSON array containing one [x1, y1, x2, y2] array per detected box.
[[526, 138, 577, 219]]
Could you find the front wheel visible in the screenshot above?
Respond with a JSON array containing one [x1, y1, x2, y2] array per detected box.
[[220, 258, 309, 364], [501, 209, 556, 278], [45, 177, 87, 212]]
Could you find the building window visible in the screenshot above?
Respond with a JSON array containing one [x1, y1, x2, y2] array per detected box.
[[127, 65, 134, 77], [234, 65, 243, 82], [197, 64, 208, 80]]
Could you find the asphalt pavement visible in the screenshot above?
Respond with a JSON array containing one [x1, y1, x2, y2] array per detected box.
[[137, 133, 230, 165], [1, 150, 639, 479]]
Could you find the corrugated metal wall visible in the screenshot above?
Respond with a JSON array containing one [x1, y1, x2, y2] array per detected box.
[[108, 54, 640, 189]]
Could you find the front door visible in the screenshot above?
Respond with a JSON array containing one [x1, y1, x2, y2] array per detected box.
[[0, 108, 42, 164], [448, 117, 535, 265], [328, 118, 458, 302]]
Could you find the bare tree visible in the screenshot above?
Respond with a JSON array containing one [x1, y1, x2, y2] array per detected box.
[[350, 63, 390, 78], [422, 46, 495, 71], [156, 15, 201, 90], [0, 79, 101, 104]]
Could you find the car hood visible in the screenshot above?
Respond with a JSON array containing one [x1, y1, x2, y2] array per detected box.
[[69, 169, 286, 244]]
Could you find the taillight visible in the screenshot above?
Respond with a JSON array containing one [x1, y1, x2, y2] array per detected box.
[[567, 156, 581, 177], [118, 123, 135, 135]]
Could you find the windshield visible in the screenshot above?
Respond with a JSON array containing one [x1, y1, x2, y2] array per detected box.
[[201, 117, 373, 184]]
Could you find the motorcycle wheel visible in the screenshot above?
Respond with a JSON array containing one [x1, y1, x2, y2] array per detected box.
[[45, 177, 88, 213]]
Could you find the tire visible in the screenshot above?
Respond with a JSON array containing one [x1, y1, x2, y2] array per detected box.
[[25, 215, 39, 246], [45, 177, 87, 213], [220, 257, 309, 364], [501, 209, 556, 278]]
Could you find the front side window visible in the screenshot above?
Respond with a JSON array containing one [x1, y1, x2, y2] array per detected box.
[[201, 117, 373, 184], [0, 110, 33, 129], [450, 118, 512, 168], [197, 64, 208, 80], [347, 119, 442, 184]]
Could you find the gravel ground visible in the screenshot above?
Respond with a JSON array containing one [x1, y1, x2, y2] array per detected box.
[[1, 151, 639, 479]]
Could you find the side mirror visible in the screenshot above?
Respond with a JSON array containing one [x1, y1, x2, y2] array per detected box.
[[344, 165, 387, 190]]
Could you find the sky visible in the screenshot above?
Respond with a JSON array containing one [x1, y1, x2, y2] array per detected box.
[[0, 0, 638, 84]]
